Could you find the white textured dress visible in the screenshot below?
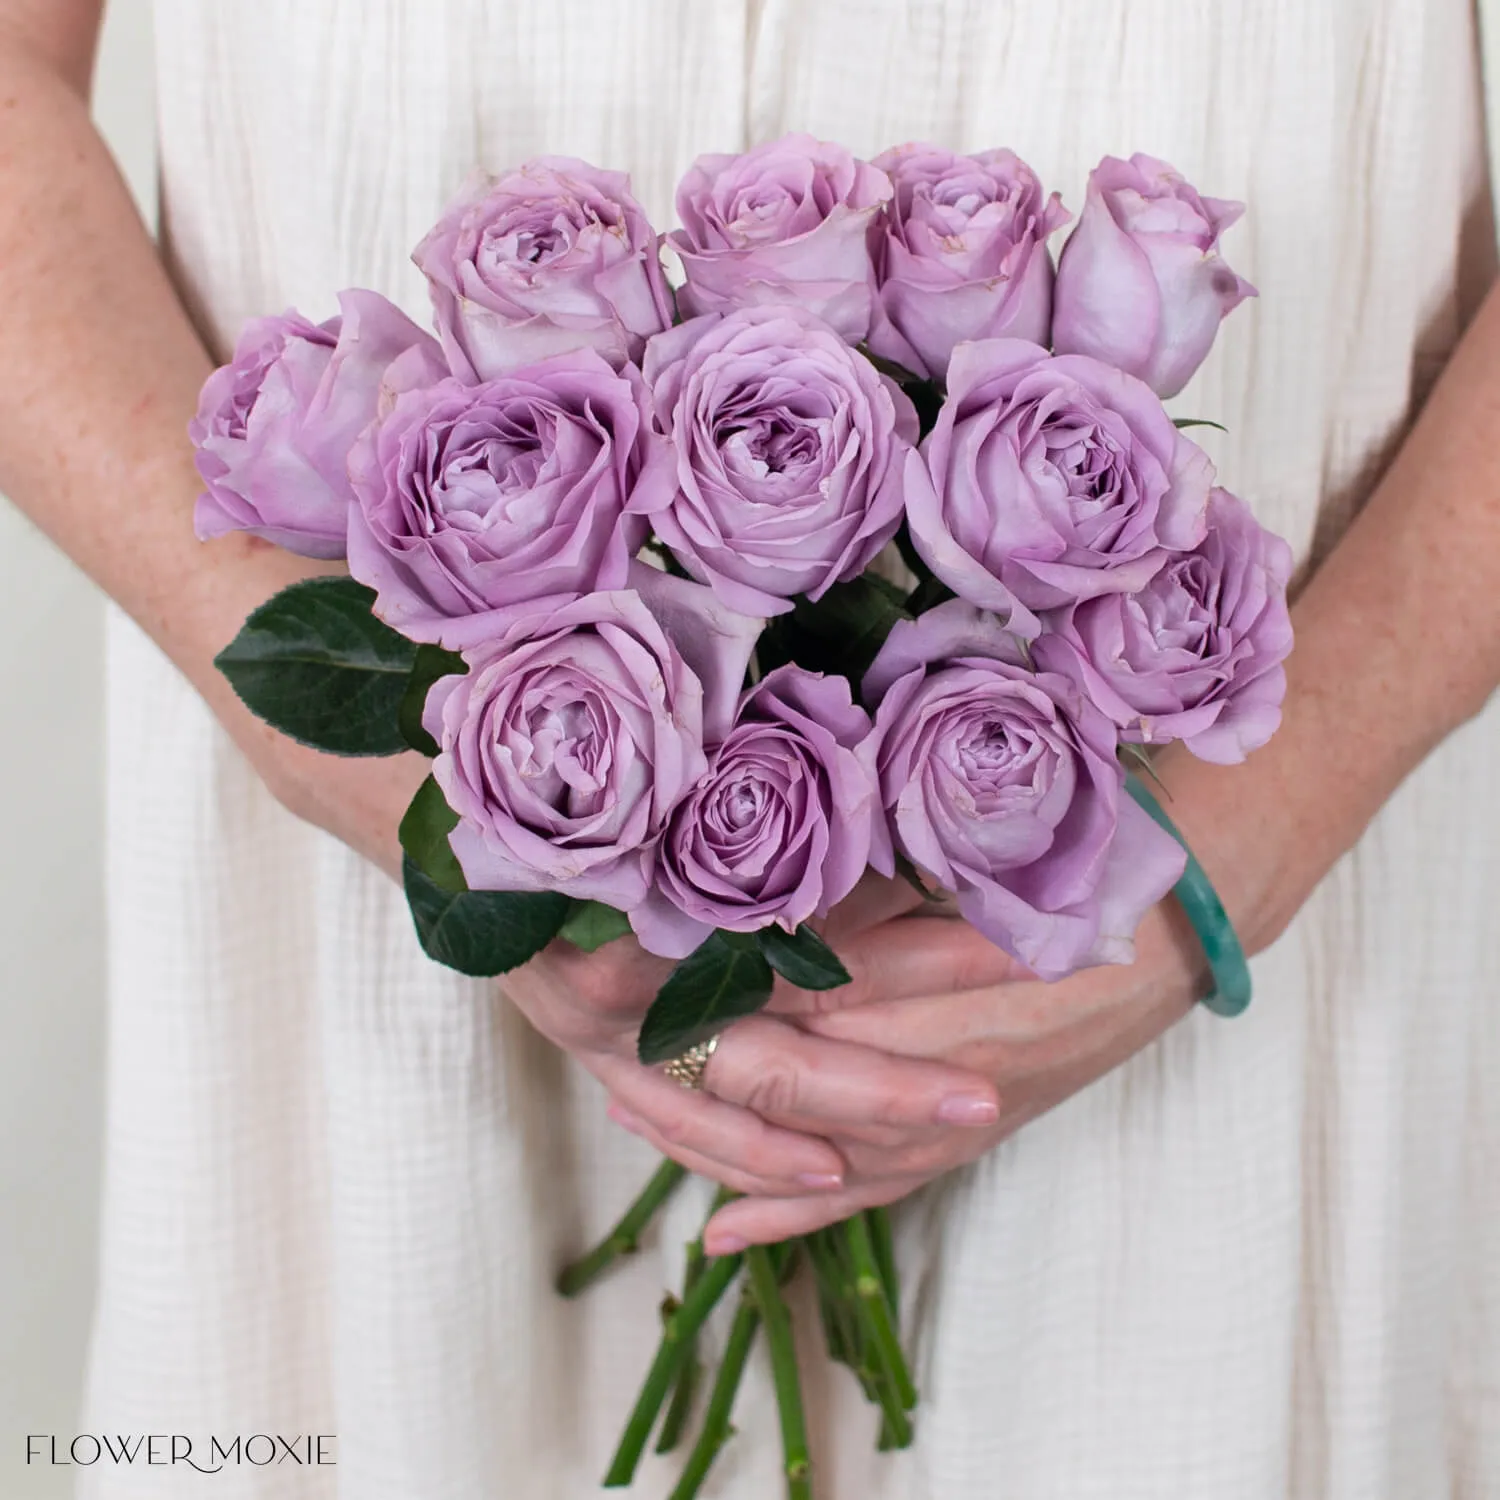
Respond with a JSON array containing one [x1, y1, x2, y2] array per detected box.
[[85, 2, 1499, 1496]]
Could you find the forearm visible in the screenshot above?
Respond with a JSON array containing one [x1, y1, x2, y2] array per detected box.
[[1163, 279, 1500, 953], [0, 34, 321, 680], [0, 28, 414, 871]]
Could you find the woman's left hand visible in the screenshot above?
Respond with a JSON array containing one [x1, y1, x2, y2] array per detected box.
[[699, 899, 1204, 1252]]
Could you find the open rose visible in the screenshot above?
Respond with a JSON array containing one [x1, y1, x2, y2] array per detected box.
[[905, 339, 1213, 627], [865, 601, 1185, 979], [413, 158, 672, 378], [1046, 486, 1294, 763], [630, 665, 884, 959], [867, 143, 1069, 382], [668, 133, 891, 343], [638, 307, 917, 616], [1052, 154, 1256, 398], [192, 291, 439, 558], [425, 566, 761, 910], [346, 347, 673, 649]]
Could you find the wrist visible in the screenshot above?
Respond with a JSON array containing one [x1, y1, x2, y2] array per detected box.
[[1143, 745, 1311, 960]]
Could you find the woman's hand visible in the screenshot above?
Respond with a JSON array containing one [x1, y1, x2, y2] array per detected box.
[[503, 873, 1010, 1202], [700, 896, 1204, 1250]]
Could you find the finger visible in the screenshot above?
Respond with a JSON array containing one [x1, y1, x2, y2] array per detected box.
[[595, 1052, 847, 1190], [802, 977, 1055, 1061], [606, 1102, 840, 1200], [704, 1013, 1000, 1132], [816, 870, 924, 944], [520, 938, 675, 1030], [702, 1176, 927, 1252], [772, 916, 1025, 1017]]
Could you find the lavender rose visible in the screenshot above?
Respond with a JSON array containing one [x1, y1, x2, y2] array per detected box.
[[668, 133, 892, 343], [192, 291, 439, 558], [1046, 487, 1294, 764], [864, 601, 1185, 980], [638, 307, 918, 616], [346, 347, 674, 649], [413, 158, 673, 379], [867, 143, 1069, 383], [1052, 154, 1256, 399], [630, 665, 885, 959], [425, 566, 761, 911], [905, 339, 1214, 627]]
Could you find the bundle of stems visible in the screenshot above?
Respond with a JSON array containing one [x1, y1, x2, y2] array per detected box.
[[557, 1161, 916, 1499]]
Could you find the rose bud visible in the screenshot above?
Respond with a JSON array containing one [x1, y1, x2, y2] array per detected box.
[[1045, 486, 1294, 764], [865, 600, 1185, 980], [668, 132, 891, 343], [192, 291, 439, 558], [630, 665, 885, 959], [1052, 153, 1256, 399], [425, 566, 762, 912], [637, 306, 917, 617], [413, 157, 673, 379], [867, 142, 1069, 382], [347, 347, 674, 649], [905, 339, 1214, 629]]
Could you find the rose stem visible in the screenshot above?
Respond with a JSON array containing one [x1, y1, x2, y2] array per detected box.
[[842, 1215, 918, 1416], [815, 1227, 908, 1445], [867, 1207, 899, 1312], [828, 1226, 912, 1449], [666, 1288, 762, 1500], [864, 1209, 904, 1450], [556, 1158, 687, 1298], [804, 1231, 864, 1379], [656, 1237, 707, 1452], [602, 1249, 745, 1487], [747, 1245, 812, 1499], [657, 1184, 742, 1451]]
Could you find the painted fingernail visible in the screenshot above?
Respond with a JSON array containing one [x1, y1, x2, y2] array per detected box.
[[796, 1171, 844, 1190], [706, 1233, 748, 1256], [937, 1093, 999, 1126]]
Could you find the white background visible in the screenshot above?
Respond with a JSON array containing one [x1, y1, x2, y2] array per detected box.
[[1, 3, 155, 1496]]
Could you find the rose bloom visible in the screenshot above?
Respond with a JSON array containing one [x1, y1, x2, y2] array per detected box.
[[865, 600, 1185, 980], [638, 306, 918, 617], [425, 566, 761, 911], [905, 338, 1214, 628], [630, 665, 885, 959], [1046, 486, 1294, 764], [192, 290, 439, 558], [413, 157, 673, 378], [1052, 153, 1256, 398], [668, 132, 891, 343], [867, 142, 1069, 382], [346, 347, 673, 649]]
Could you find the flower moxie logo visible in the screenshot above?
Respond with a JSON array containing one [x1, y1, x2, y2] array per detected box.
[[26, 1434, 336, 1473]]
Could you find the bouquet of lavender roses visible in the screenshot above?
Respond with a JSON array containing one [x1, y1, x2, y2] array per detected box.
[[196, 134, 1289, 1498]]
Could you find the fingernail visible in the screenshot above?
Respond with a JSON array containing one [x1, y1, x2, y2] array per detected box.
[[937, 1093, 999, 1126], [706, 1233, 747, 1256], [796, 1171, 844, 1190], [608, 1103, 643, 1135]]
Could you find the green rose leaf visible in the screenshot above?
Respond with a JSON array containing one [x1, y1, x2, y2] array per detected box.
[[1172, 417, 1228, 434], [403, 857, 571, 977], [399, 643, 467, 758], [758, 574, 912, 682], [559, 899, 634, 953], [214, 576, 417, 756], [398, 775, 465, 893], [636, 931, 775, 1065], [756, 924, 852, 991]]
